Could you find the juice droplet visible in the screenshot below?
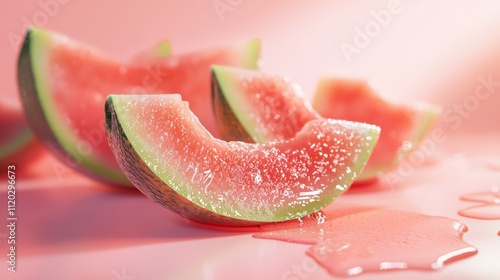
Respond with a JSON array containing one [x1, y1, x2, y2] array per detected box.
[[254, 210, 476, 277], [459, 186, 500, 203], [312, 210, 326, 225], [458, 204, 500, 220], [458, 186, 500, 221], [297, 217, 304, 227]]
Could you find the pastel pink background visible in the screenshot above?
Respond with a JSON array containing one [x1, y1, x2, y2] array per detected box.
[[3, 0, 500, 133], [1, 1, 500, 279]]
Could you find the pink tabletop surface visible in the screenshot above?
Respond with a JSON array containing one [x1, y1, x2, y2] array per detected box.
[[1, 1, 500, 279]]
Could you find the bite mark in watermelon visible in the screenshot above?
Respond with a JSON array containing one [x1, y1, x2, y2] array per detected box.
[[105, 94, 380, 226], [212, 66, 439, 181], [17, 27, 260, 186]]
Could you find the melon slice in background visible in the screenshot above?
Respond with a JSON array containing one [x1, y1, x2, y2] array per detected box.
[[212, 66, 439, 182], [17, 27, 260, 186], [312, 77, 440, 181], [105, 94, 380, 226], [0, 99, 45, 171]]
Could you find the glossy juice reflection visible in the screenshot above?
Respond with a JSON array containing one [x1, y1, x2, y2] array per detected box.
[[255, 209, 477, 276]]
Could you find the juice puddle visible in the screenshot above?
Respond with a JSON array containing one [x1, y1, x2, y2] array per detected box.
[[458, 186, 500, 220], [254, 210, 477, 277]]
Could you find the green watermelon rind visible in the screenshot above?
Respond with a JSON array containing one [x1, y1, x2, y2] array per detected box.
[[18, 27, 130, 185], [131, 39, 172, 62], [212, 65, 256, 142], [244, 40, 260, 75], [151, 40, 172, 58], [105, 94, 381, 226], [212, 65, 270, 143]]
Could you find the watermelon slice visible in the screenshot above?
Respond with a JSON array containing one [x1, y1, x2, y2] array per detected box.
[[131, 39, 172, 63], [105, 94, 380, 226], [0, 100, 44, 170], [212, 66, 320, 143], [312, 77, 440, 180], [17, 27, 260, 186], [212, 66, 439, 181]]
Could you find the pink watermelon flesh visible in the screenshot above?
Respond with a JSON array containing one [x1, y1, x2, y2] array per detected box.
[[105, 94, 380, 226], [312, 78, 440, 180], [212, 66, 321, 143], [17, 27, 259, 186], [212, 66, 439, 181]]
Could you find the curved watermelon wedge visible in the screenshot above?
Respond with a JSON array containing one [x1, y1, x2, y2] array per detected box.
[[105, 94, 380, 226], [212, 66, 439, 182], [0, 100, 45, 170], [312, 77, 440, 181], [17, 27, 260, 186]]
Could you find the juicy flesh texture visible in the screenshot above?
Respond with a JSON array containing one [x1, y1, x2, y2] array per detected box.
[[47, 34, 256, 170], [313, 79, 419, 172], [112, 94, 379, 222], [234, 73, 321, 141]]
